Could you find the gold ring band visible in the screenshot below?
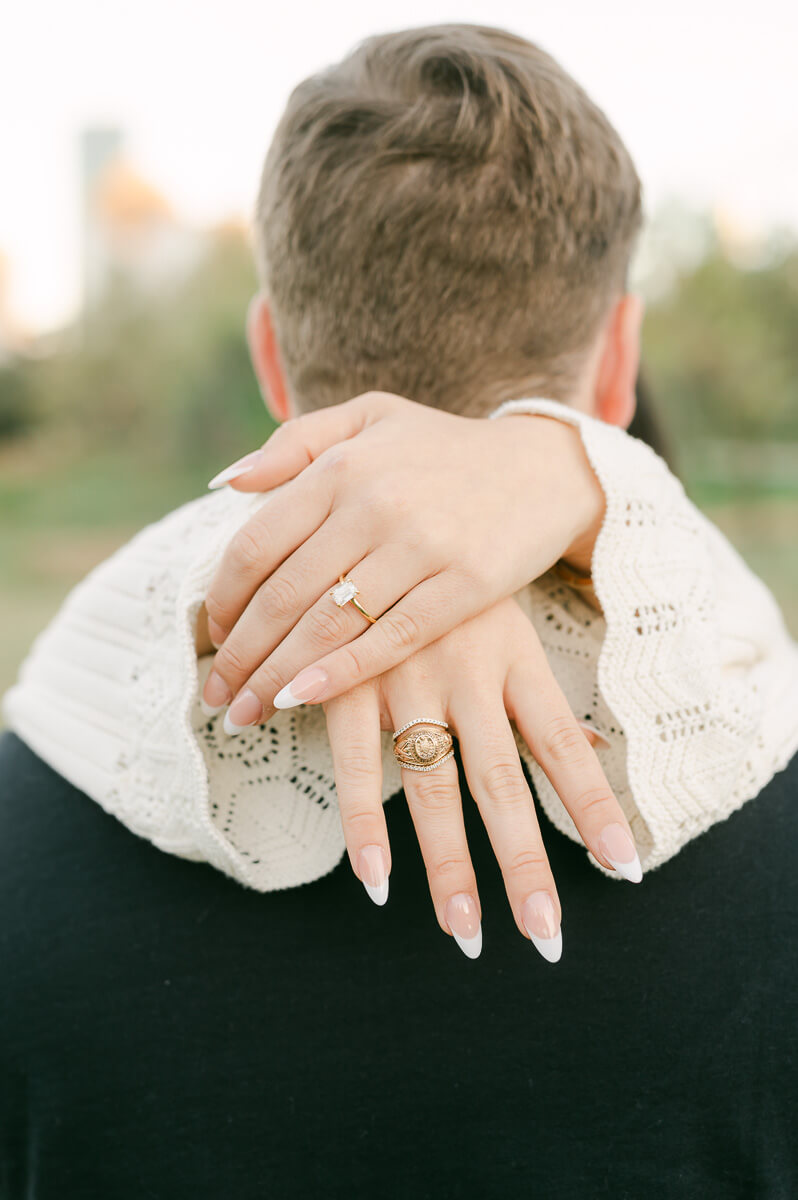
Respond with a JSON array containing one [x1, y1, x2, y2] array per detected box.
[[330, 575, 377, 624], [392, 717, 455, 773]]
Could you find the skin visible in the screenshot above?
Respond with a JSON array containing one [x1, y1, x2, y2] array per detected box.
[[196, 286, 646, 953]]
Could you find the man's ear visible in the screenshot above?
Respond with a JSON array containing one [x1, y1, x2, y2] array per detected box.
[[593, 293, 645, 429], [246, 292, 292, 422]]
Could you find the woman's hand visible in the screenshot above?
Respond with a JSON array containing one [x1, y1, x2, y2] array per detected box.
[[322, 598, 641, 963], [202, 392, 605, 725]]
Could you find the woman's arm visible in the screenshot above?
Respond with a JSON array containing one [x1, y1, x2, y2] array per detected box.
[[200, 392, 605, 721], [200, 391, 798, 875]]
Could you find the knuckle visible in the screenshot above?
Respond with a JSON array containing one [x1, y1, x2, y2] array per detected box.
[[480, 755, 526, 808], [505, 847, 550, 879], [257, 573, 301, 623], [409, 772, 457, 814], [249, 660, 284, 701], [542, 716, 590, 766], [335, 745, 379, 784], [575, 786, 617, 819], [229, 525, 267, 577], [213, 640, 250, 681], [306, 601, 351, 649], [316, 443, 354, 477], [340, 804, 378, 832], [427, 854, 472, 884], [381, 608, 421, 654]]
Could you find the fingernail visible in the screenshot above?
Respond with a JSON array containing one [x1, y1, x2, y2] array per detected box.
[[274, 666, 329, 709], [207, 450, 262, 490], [598, 822, 643, 883], [577, 720, 610, 750], [357, 845, 389, 906], [206, 616, 228, 649], [522, 891, 563, 963], [224, 688, 263, 736], [445, 893, 482, 960], [201, 670, 232, 717]]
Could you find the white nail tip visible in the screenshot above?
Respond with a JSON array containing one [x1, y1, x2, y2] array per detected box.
[[273, 683, 303, 709], [363, 879, 389, 907], [223, 711, 249, 737], [199, 698, 225, 718], [527, 929, 563, 963], [207, 459, 258, 490], [607, 853, 643, 883], [453, 927, 483, 960]]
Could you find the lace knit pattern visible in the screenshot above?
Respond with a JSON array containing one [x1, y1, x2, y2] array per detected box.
[[4, 400, 797, 890]]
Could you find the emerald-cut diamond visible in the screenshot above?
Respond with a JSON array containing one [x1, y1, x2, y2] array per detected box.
[[331, 579, 358, 606]]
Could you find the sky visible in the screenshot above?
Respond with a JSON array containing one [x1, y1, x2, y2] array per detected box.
[[3, 0, 797, 331]]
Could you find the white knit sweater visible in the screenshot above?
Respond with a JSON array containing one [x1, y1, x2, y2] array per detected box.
[[4, 399, 797, 890]]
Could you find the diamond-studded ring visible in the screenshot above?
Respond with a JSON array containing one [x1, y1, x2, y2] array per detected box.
[[392, 718, 455, 773], [329, 574, 378, 624]]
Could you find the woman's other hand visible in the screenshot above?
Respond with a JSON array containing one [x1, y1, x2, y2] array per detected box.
[[202, 392, 604, 722], [322, 598, 641, 964]]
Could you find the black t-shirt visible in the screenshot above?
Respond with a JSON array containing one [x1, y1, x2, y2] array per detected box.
[[1, 729, 796, 1200]]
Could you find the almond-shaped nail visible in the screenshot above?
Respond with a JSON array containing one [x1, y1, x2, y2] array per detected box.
[[598, 822, 643, 883], [201, 670, 232, 717], [207, 450, 262, 490], [445, 893, 482, 959], [273, 666, 329, 709], [522, 891, 563, 963], [224, 687, 264, 736], [357, 845, 389, 906]]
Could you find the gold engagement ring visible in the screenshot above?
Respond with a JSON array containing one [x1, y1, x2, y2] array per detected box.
[[330, 575, 377, 624]]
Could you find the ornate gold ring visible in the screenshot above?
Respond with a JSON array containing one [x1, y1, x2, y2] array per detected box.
[[392, 718, 454, 773]]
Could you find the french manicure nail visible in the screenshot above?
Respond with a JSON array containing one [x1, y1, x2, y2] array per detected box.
[[224, 688, 264, 736], [207, 450, 262, 490], [445, 893, 482, 959], [201, 671, 232, 717], [357, 845, 389, 906], [577, 720, 610, 749], [273, 666, 329, 709], [598, 822, 643, 883], [522, 891, 563, 963]]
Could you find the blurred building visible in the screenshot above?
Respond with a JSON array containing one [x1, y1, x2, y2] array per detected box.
[[80, 127, 205, 314], [0, 251, 32, 361]]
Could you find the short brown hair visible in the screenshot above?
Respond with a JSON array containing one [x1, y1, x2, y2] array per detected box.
[[255, 23, 643, 415]]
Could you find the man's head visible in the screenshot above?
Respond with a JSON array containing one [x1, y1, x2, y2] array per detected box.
[[247, 23, 644, 428]]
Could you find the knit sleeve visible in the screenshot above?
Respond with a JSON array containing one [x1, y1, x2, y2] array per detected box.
[[492, 398, 798, 875], [2, 485, 404, 892]]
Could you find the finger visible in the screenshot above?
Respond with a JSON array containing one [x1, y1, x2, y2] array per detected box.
[[325, 685, 391, 906], [386, 680, 481, 960], [204, 465, 338, 639], [271, 570, 480, 710], [220, 544, 426, 731], [452, 698, 563, 963], [207, 391, 399, 493], [204, 512, 368, 711], [507, 658, 642, 884]]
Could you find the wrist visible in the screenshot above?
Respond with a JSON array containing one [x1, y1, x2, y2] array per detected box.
[[499, 413, 605, 575], [561, 468, 604, 576]]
